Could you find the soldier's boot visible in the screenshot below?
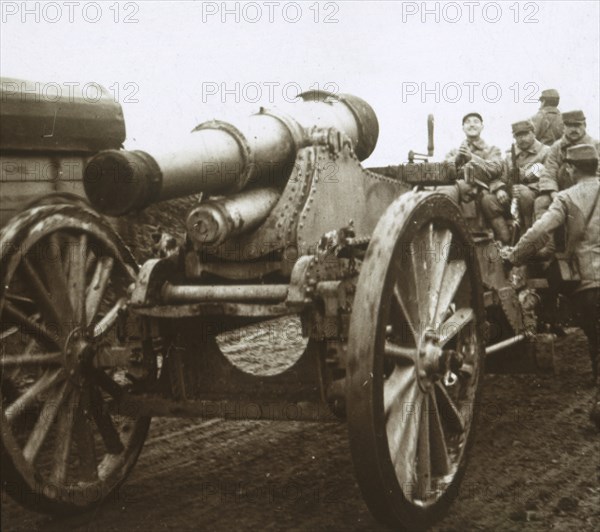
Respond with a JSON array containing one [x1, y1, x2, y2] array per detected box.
[[489, 216, 511, 245]]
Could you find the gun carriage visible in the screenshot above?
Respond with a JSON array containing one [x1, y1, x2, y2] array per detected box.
[[0, 86, 555, 529]]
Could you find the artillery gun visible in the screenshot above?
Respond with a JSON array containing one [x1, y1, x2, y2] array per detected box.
[[1, 89, 555, 529]]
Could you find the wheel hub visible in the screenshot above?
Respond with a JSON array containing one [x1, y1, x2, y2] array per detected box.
[[63, 328, 96, 375], [416, 329, 458, 391]]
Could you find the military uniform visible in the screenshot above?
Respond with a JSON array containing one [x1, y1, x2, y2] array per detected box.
[[534, 110, 600, 225], [530, 107, 564, 146], [446, 137, 507, 239], [537, 134, 600, 195], [530, 89, 564, 146], [446, 138, 504, 190], [509, 144, 600, 427], [511, 175, 600, 292], [504, 120, 551, 228]]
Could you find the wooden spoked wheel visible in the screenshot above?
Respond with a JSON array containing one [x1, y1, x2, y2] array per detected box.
[[347, 192, 485, 530], [0, 205, 152, 514]]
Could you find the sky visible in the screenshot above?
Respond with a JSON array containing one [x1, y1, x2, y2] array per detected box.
[[1, 0, 599, 166]]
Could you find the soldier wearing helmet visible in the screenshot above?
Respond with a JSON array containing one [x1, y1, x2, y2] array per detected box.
[[502, 144, 600, 429], [530, 89, 564, 146]]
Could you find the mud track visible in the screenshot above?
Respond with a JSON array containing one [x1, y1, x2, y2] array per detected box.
[[2, 328, 599, 532]]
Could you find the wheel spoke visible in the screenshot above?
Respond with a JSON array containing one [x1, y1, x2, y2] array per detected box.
[[3, 301, 61, 348], [384, 342, 417, 365], [92, 298, 127, 338], [23, 338, 38, 356], [87, 368, 124, 400], [50, 387, 80, 484], [85, 251, 98, 277], [411, 225, 449, 331], [0, 324, 19, 341], [72, 389, 98, 481], [439, 308, 474, 347], [384, 366, 416, 416], [20, 257, 64, 333], [5, 293, 35, 305], [426, 228, 453, 331], [4, 369, 64, 423], [389, 385, 424, 495], [86, 256, 114, 326], [394, 281, 419, 343], [0, 352, 63, 367], [411, 233, 428, 335], [68, 233, 88, 325], [433, 260, 467, 326], [434, 382, 465, 433], [22, 381, 70, 463], [415, 394, 432, 500], [42, 233, 74, 319], [90, 386, 124, 454], [428, 390, 451, 476], [61, 232, 78, 283]]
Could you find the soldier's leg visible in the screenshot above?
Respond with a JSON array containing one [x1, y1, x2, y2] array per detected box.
[[572, 288, 600, 430], [574, 288, 600, 382], [518, 187, 537, 229], [481, 191, 510, 244], [533, 193, 552, 221], [533, 193, 555, 257]]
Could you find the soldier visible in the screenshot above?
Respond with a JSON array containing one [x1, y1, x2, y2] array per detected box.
[[502, 144, 600, 429], [530, 89, 564, 146], [536, 111, 600, 208], [533, 110, 600, 255], [504, 120, 550, 228], [446, 113, 510, 243]]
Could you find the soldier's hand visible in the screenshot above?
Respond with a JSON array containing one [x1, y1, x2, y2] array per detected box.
[[458, 145, 472, 161], [550, 191, 558, 201], [496, 189, 510, 206], [499, 246, 514, 263], [512, 184, 528, 200]]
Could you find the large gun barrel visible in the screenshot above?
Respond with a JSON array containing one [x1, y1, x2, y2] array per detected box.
[[84, 91, 378, 216]]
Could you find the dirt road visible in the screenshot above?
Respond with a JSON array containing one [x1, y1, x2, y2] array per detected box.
[[2, 327, 599, 532]]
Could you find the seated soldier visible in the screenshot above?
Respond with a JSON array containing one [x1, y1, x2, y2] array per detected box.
[[446, 112, 509, 243], [504, 120, 550, 229]]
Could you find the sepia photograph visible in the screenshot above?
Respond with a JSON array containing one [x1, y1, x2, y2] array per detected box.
[[1, 1, 599, 530]]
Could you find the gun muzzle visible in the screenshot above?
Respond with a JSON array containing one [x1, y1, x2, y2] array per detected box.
[[84, 91, 379, 216]]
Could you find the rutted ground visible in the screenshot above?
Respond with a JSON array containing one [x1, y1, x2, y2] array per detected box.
[[2, 201, 598, 531], [2, 329, 599, 532]]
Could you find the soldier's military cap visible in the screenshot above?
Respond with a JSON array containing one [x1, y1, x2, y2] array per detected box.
[[562, 110, 586, 124], [462, 112, 483, 124], [539, 88, 559, 100], [565, 144, 598, 162], [511, 120, 534, 135]]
